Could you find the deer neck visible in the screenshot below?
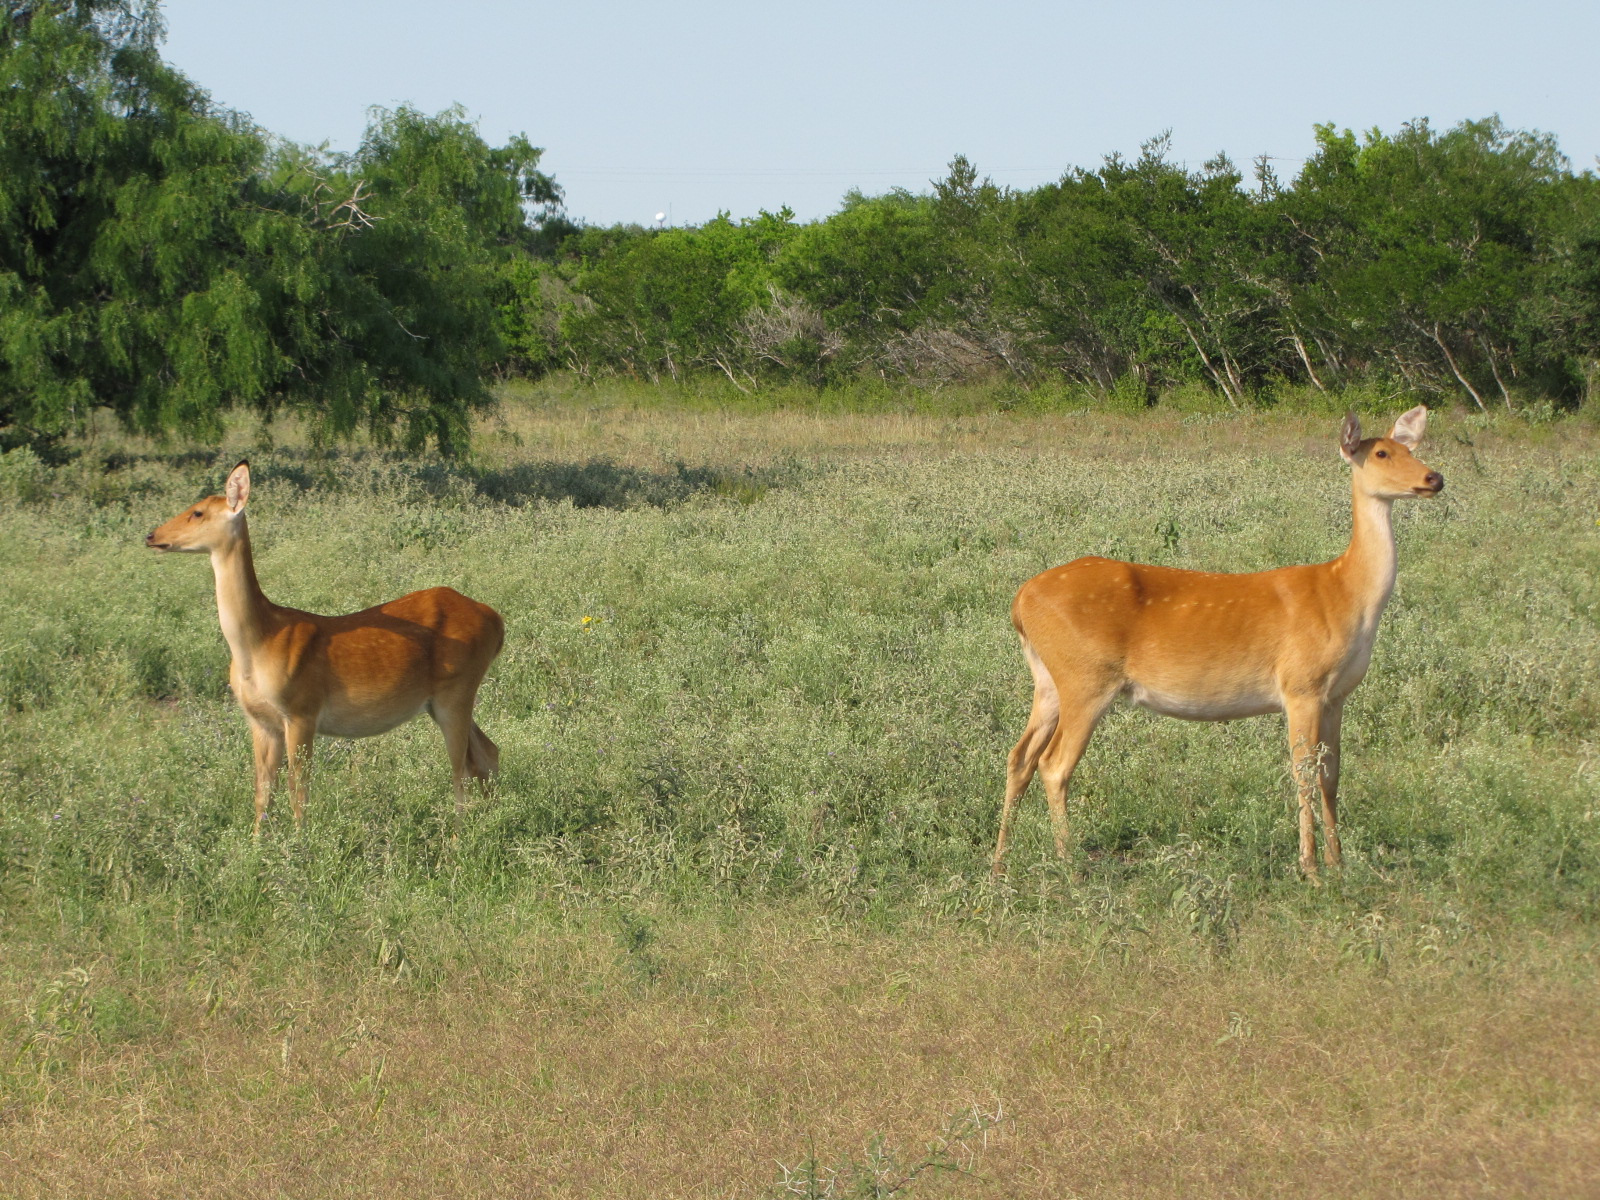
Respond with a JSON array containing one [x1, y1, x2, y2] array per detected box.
[[1337, 477, 1398, 626], [209, 519, 275, 673]]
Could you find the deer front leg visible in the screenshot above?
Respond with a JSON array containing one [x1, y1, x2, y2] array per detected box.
[[1317, 699, 1345, 869], [283, 714, 317, 829], [1285, 697, 1329, 883], [249, 718, 285, 838]]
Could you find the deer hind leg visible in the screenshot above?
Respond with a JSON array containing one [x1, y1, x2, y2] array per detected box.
[[467, 722, 500, 786], [1036, 689, 1113, 863], [249, 717, 286, 838], [1285, 697, 1334, 882], [994, 639, 1061, 876], [427, 687, 483, 822]]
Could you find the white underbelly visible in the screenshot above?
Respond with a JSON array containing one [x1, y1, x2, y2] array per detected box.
[[317, 701, 426, 739], [232, 665, 428, 739], [1125, 680, 1282, 722]]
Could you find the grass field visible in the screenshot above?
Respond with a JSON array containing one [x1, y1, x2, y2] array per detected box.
[[2, 382, 1598, 1196]]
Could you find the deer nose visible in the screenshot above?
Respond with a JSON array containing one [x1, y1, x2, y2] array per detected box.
[[1424, 472, 1444, 492]]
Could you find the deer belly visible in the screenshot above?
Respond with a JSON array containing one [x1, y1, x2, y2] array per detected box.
[[316, 695, 428, 739], [1125, 677, 1282, 721]]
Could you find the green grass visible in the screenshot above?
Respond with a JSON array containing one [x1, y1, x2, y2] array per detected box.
[[2, 392, 1598, 1195]]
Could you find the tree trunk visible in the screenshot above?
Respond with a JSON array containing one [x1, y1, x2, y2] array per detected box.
[[1289, 330, 1327, 393], [710, 356, 752, 394], [1220, 346, 1247, 402], [1175, 314, 1240, 407], [1424, 323, 1487, 412], [1311, 333, 1344, 379], [1477, 333, 1514, 409]]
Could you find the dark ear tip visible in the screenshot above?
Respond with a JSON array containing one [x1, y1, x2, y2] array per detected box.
[[235, 459, 250, 470]]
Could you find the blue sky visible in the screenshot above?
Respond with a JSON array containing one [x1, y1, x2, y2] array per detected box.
[[159, 0, 1600, 227]]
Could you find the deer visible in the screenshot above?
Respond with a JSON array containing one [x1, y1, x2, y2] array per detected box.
[[145, 461, 504, 836], [994, 406, 1444, 882]]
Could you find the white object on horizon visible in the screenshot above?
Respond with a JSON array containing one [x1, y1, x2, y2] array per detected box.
[[654, 212, 666, 227]]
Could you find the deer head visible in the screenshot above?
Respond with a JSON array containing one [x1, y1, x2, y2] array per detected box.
[[1340, 407, 1444, 500], [145, 461, 251, 553]]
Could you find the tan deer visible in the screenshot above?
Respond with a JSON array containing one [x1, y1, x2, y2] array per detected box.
[[146, 461, 504, 835], [995, 407, 1444, 881]]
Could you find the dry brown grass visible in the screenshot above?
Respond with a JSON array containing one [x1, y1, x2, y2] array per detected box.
[[84, 373, 1596, 477], [479, 394, 1302, 470], [5, 914, 1597, 1199], [478, 387, 1599, 500]]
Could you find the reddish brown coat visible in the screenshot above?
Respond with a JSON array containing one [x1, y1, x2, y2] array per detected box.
[[147, 462, 504, 835], [995, 407, 1444, 881]]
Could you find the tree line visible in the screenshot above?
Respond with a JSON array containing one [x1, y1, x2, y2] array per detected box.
[[5, 1, 1599, 453], [545, 130, 1600, 413]]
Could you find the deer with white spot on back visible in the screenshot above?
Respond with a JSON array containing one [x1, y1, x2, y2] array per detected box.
[[994, 407, 1444, 882]]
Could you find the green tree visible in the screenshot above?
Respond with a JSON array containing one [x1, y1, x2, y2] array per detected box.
[[1005, 166, 1168, 391], [775, 163, 1023, 382], [563, 210, 796, 385], [0, 3, 557, 451], [775, 190, 942, 347], [0, 0, 293, 442], [275, 105, 561, 449], [1001, 140, 1288, 400], [1281, 119, 1565, 409], [1094, 138, 1283, 405], [1529, 172, 1600, 401]]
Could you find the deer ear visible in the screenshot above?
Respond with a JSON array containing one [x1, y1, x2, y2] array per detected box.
[[224, 460, 251, 515], [1388, 405, 1428, 449], [1339, 412, 1362, 463]]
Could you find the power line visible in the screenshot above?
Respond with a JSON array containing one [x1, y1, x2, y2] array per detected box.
[[553, 158, 1313, 182], [553, 166, 1068, 179]]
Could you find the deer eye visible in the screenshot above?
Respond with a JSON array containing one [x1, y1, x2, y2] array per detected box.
[[192, 510, 203, 518], [1375, 450, 1388, 458]]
